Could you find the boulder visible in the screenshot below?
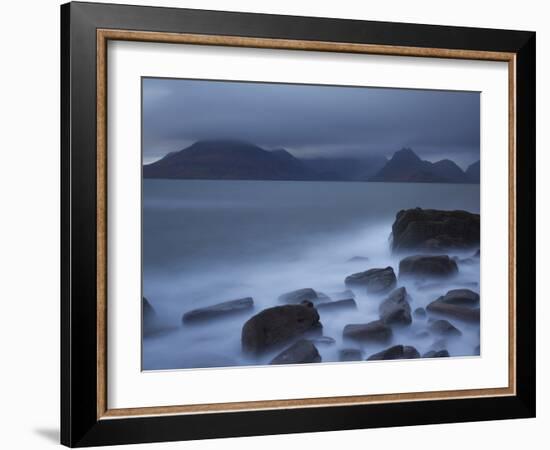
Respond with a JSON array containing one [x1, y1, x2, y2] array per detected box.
[[423, 349, 450, 358], [426, 289, 480, 323], [399, 255, 458, 280], [429, 319, 462, 337], [278, 288, 319, 303], [391, 208, 480, 252], [345, 267, 397, 294], [339, 348, 363, 362], [317, 299, 357, 312], [414, 307, 427, 319], [343, 320, 393, 343], [367, 344, 420, 361], [242, 304, 320, 353], [270, 340, 321, 365], [182, 297, 254, 323], [379, 287, 412, 325]]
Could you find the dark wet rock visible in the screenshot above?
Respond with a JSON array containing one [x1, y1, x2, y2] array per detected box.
[[311, 336, 336, 345], [423, 349, 450, 358], [391, 208, 480, 252], [347, 256, 370, 263], [339, 348, 363, 361], [343, 320, 393, 343], [426, 289, 480, 323], [399, 255, 458, 280], [415, 330, 430, 339], [317, 299, 357, 313], [429, 319, 462, 337], [332, 289, 356, 299], [367, 344, 420, 361], [242, 304, 320, 353], [379, 287, 412, 325], [278, 288, 319, 303], [182, 297, 254, 323], [270, 340, 321, 365], [345, 267, 397, 294], [414, 307, 427, 319]]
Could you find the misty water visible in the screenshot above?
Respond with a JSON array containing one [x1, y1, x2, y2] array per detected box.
[[142, 180, 480, 371]]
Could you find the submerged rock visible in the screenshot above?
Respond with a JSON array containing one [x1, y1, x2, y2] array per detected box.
[[422, 349, 450, 358], [182, 297, 254, 323], [367, 344, 420, 361], [378, 287, 412, 325], [270, 340, 321, 365], [347, 256, 370, 263], [414, 307, 427, 319], [399, 255, 458, 280], [426, 289, 480, 323], [429, 319, 462, 337], [143, 297, 156, 321], [415, 330, 430, 339], [311, 336, 336, 345], [343, 320, 393, 343], [345, 267, 397, 294], [391, 208, 480, 252], [339, 348, 363, 362], [278, 288, 319, 304], [332, 289, 356, 299], [317, 298, 357, 313], [242, 304, 320, 354], [143, 297, 163, 337]]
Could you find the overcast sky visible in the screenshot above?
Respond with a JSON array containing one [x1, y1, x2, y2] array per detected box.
[[142, 78, 480, 169]]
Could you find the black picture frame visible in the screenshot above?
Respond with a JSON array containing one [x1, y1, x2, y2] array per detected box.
[[61, 1, 536, 447]]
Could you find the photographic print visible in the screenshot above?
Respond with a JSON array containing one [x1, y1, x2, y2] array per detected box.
[[141, 78, 481, 371]]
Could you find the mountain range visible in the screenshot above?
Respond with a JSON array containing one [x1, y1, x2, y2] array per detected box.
[[143, 140, 479, 184]]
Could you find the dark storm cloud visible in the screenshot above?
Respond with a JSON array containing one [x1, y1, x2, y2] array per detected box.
[[142, 78, 480, 168]]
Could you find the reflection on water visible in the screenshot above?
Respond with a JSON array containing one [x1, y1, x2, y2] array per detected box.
[[142, 180, 480, 370]]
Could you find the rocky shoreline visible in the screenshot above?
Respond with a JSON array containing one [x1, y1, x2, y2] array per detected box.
[[144, 208, 481, 366]]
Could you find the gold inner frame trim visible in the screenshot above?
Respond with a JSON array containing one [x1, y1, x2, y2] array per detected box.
[[96, 28, 517, 420]]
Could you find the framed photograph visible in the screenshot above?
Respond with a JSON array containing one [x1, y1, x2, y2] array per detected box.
[[61, 2, 536, 447]]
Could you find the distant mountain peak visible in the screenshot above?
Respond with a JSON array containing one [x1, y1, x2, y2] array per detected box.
[[370, 148, 476, 184], [392, 148, 421, 161]]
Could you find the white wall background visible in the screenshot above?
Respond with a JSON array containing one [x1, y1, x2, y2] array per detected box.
[[0, 0, 546, 449]]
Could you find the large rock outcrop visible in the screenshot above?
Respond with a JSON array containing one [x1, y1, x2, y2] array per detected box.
[[391, 208, 480, 252], [242, 303, 320, 354], [399, 255, 458, 280]]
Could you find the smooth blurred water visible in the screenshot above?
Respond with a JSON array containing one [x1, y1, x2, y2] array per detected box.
[[142, 180, 480, 370]]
